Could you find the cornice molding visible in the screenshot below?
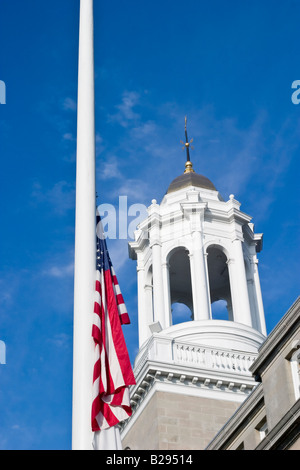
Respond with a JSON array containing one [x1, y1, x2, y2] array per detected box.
[[250, 297, 300, 376]]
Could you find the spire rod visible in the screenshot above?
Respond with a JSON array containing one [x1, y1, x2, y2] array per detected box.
[[184, 116, 191, 162], [180, 116, 195, 173]]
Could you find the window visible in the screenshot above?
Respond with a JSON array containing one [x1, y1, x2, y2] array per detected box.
[[256, 417, 268, 441], [235, 442, 245, 450], [206, 246, 233, 321], [211, 299, 229, 321], [168, 248, 193, 324], [291, 348, 300, 400]]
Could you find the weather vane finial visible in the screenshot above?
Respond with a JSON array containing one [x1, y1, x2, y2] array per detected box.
[[180, 116, 195, 173]]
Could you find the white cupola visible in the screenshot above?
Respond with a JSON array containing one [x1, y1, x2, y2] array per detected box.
[[129, 119, 266, 351], [121, 119, 267, 450]]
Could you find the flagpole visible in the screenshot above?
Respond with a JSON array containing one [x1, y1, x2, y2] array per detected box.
[[72, 0, 96, 450]]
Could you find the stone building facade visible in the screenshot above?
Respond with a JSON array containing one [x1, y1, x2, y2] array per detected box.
[[206, 296, 300, 450]]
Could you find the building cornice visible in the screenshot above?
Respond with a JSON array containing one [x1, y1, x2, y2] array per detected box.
[[250, 297, 300, 376]]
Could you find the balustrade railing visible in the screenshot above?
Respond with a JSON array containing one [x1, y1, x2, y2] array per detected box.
[[134, 336, 257, 378], [174, 342, 256, 375]]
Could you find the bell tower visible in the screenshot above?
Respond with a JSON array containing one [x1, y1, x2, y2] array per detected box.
[[121, 120, 267, 450]]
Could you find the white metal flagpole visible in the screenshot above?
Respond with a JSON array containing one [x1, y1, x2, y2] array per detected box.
[[72, 0, 96, 450]]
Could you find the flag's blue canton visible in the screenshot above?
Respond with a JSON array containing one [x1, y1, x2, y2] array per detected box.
[[96, 217, 111, 272], [96, 238, 111, 272]]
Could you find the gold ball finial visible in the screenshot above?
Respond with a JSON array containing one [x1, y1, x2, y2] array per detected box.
[[184, 160, 194, 174]]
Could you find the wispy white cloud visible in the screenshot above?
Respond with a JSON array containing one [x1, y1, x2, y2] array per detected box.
[[97, 155, 122, 180], [0, 270, 27, 317], [62, 132, 75, 141], [112, 178, 151, 202], [0, 285, 12, 307], [130, 120, 157, 141], [31, 180, 75, 215], [96, 133, 105, 156], [62, 97, 77, 112], [108, 91, 140, 127], [47, 333, 71, 350], [45, 262, 74, 279]]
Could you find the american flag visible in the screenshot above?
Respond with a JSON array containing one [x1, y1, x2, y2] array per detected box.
[[91, 211, 136, 431]]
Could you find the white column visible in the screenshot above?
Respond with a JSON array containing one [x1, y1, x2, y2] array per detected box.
[[136, 263, 148, 347], [231, 239, 252, 327], [151, 241, 165, 328], [162, 261, 172, 329], [189, 252, 197, 320], [148, 200, 165, 330], [72, 0, 95, 451], [252, 258, 267, 335], [227, 258, 239, 323], [191, 231, 210, 321], [204, 252, 212, 319], [247, 278, 259, 330], [144, 284, 154, 331]]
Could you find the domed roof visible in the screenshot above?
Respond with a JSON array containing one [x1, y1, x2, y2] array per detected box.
[[167, 167, 217, 194]]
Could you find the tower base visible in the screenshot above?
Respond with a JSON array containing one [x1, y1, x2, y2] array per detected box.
[[120, 320, 265, 450]]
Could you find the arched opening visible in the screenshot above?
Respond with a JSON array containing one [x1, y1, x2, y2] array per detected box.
[[168, 247, 193, 325], [207, 245, 233, 321], [171, 302, 193, 325], [211, 299, 229, 320]]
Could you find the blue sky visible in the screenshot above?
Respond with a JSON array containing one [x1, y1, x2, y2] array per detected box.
[[0, 0, 299, 450]]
